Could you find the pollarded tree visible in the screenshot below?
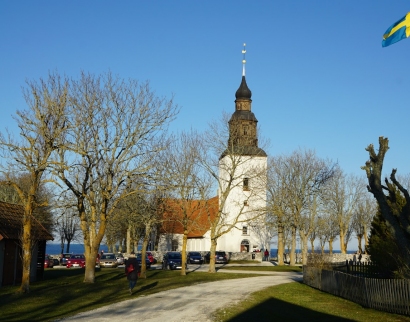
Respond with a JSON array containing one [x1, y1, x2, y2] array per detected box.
[[362, 137, 410, 274], [54, 72, 179, 283], [0, 73, 68, 293]]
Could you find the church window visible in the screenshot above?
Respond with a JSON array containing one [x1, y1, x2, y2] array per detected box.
[[243, 177, 249, 191], [242, 226, 248, 235], [244, 200, 248, 206], [243, 125, 248, 135]]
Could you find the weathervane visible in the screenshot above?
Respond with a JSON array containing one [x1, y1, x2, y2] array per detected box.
[[242, 43, 246, 76]]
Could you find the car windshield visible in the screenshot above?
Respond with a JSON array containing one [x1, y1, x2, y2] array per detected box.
[[71, 254, 84, 259], [102, 254, 116, 259], [168, 253, 181, 259], [189, 252, 201, 256]]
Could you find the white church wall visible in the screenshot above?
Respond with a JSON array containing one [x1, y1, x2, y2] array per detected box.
[[217, 155, 267, 253]]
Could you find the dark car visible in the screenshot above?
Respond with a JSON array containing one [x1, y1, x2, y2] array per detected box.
[[52, 257, 60, 266], [60, 253, 72, 266], [136, 254, 151, 269], [162, 251, 187, 270], [205, 251, 228, 264], [187, 251, 203, 264], [44, 255, 54, 268]]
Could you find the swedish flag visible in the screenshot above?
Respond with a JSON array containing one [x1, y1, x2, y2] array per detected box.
[[382, 12, 410, 47]]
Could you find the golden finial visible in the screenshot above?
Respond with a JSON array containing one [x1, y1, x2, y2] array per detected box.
[[242, 43, 246, 76]]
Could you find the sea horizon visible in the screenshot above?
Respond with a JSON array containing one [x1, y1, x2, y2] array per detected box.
[[46, 242, 356, 255]]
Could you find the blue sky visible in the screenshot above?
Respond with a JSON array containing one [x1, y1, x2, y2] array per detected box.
[[1, 1, 410, 179]]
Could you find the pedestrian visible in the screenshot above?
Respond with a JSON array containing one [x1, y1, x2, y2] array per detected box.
[[264, 249, 269, 262], [353, 253, 357, 264], [125, 251, 139, 295]]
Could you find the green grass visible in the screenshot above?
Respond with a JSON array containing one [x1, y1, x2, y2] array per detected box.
[[2, 266, 409, 322], [212, 281, 410, 322], [0, 268, 256, 322]]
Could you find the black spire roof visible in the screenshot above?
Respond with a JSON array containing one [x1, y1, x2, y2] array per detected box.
[[235, 76, 252, 99]]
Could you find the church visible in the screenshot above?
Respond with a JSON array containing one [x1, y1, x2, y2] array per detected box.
[[158, 45, 268, 254]]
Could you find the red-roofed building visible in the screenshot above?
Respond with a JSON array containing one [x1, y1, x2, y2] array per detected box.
[[158, 196, 218, 251]]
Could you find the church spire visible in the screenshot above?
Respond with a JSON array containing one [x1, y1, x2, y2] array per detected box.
[[220, 44, 267, 159]]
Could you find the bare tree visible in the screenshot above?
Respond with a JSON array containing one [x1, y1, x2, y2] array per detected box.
[[323, 169, 364, 253], [53, 72, 178, 283], [0, 73, 68, 293], [159, 131, 214, 275], [267, 149, 335, 265], [198, 115, 268, 273], [352, 189, 376, 254]]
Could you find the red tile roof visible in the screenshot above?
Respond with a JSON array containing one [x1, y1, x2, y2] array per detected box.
[[160, 196, 218, 238], [0, 201, 53, 241]]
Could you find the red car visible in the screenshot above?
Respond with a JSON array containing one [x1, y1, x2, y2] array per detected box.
[[146, 251, 155, 264], [44, 255, 54, 268], [66, 254, 86, 268]]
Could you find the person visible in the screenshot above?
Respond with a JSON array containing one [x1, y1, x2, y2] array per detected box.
[[264, 249, 269, 261], [125, 251, 139, 295]]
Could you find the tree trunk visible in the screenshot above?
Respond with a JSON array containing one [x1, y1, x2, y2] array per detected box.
[[290, 225, 296, 266], [329, 237, 334, 254], [19, 213, 32, 293], [301, 233, 309, 265], [140, 237, 149, 279], [208, 239, 217, 273], [339, 230, 347, 254], [180, 232, 187, 276], [357, 234, 363, 253], [277, 223, 285, 265]]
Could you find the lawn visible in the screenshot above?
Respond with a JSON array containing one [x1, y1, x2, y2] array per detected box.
[[212, 281, 410, 322], [1, 266, 409, 322], [0, 268, 256, 322]]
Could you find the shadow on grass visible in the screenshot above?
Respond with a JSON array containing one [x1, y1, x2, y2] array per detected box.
[[135, 281, 158, 293], [225, 297, 355, 322]]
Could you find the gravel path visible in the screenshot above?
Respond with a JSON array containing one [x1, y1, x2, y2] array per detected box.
[[58, 271, 302, 322]]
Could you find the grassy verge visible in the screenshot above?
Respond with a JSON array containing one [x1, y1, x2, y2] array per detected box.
[[0, 268, 256, 322], [213, 281, 410, 322]]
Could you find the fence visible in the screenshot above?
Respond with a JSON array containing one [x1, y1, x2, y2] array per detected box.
[[304, 266, 410, 316], [331, 260, 393, 279]]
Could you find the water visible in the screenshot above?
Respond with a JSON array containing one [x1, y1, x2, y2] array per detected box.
[[269, 248, 356, 256], [46, 243, 109, 255]]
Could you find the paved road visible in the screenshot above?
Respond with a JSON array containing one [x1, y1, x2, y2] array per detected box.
[[57, 264, 302, 322]]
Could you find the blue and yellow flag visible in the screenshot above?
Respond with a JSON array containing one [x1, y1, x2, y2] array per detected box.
[[382, 12, 410, 47]]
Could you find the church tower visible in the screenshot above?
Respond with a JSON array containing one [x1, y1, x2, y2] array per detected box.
[[218, 44, 268, 253]]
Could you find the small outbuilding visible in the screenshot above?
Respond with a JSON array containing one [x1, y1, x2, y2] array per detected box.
[[0, 201, 53, 287]]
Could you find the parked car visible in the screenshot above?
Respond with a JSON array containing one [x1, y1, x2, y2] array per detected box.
[[205, 251, 228, 264], [99, 253, 118, 268], [116, 253, 124, 265], [146, 251, 156, 264], [187, 251, 203, 264], [44, 255, 54, 268], [136, 254, 151, 269], [162, 251, 187, 270], [66, 254, 86, 268], [52, 257, 60, 266], [60, 253, 72, 266]]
